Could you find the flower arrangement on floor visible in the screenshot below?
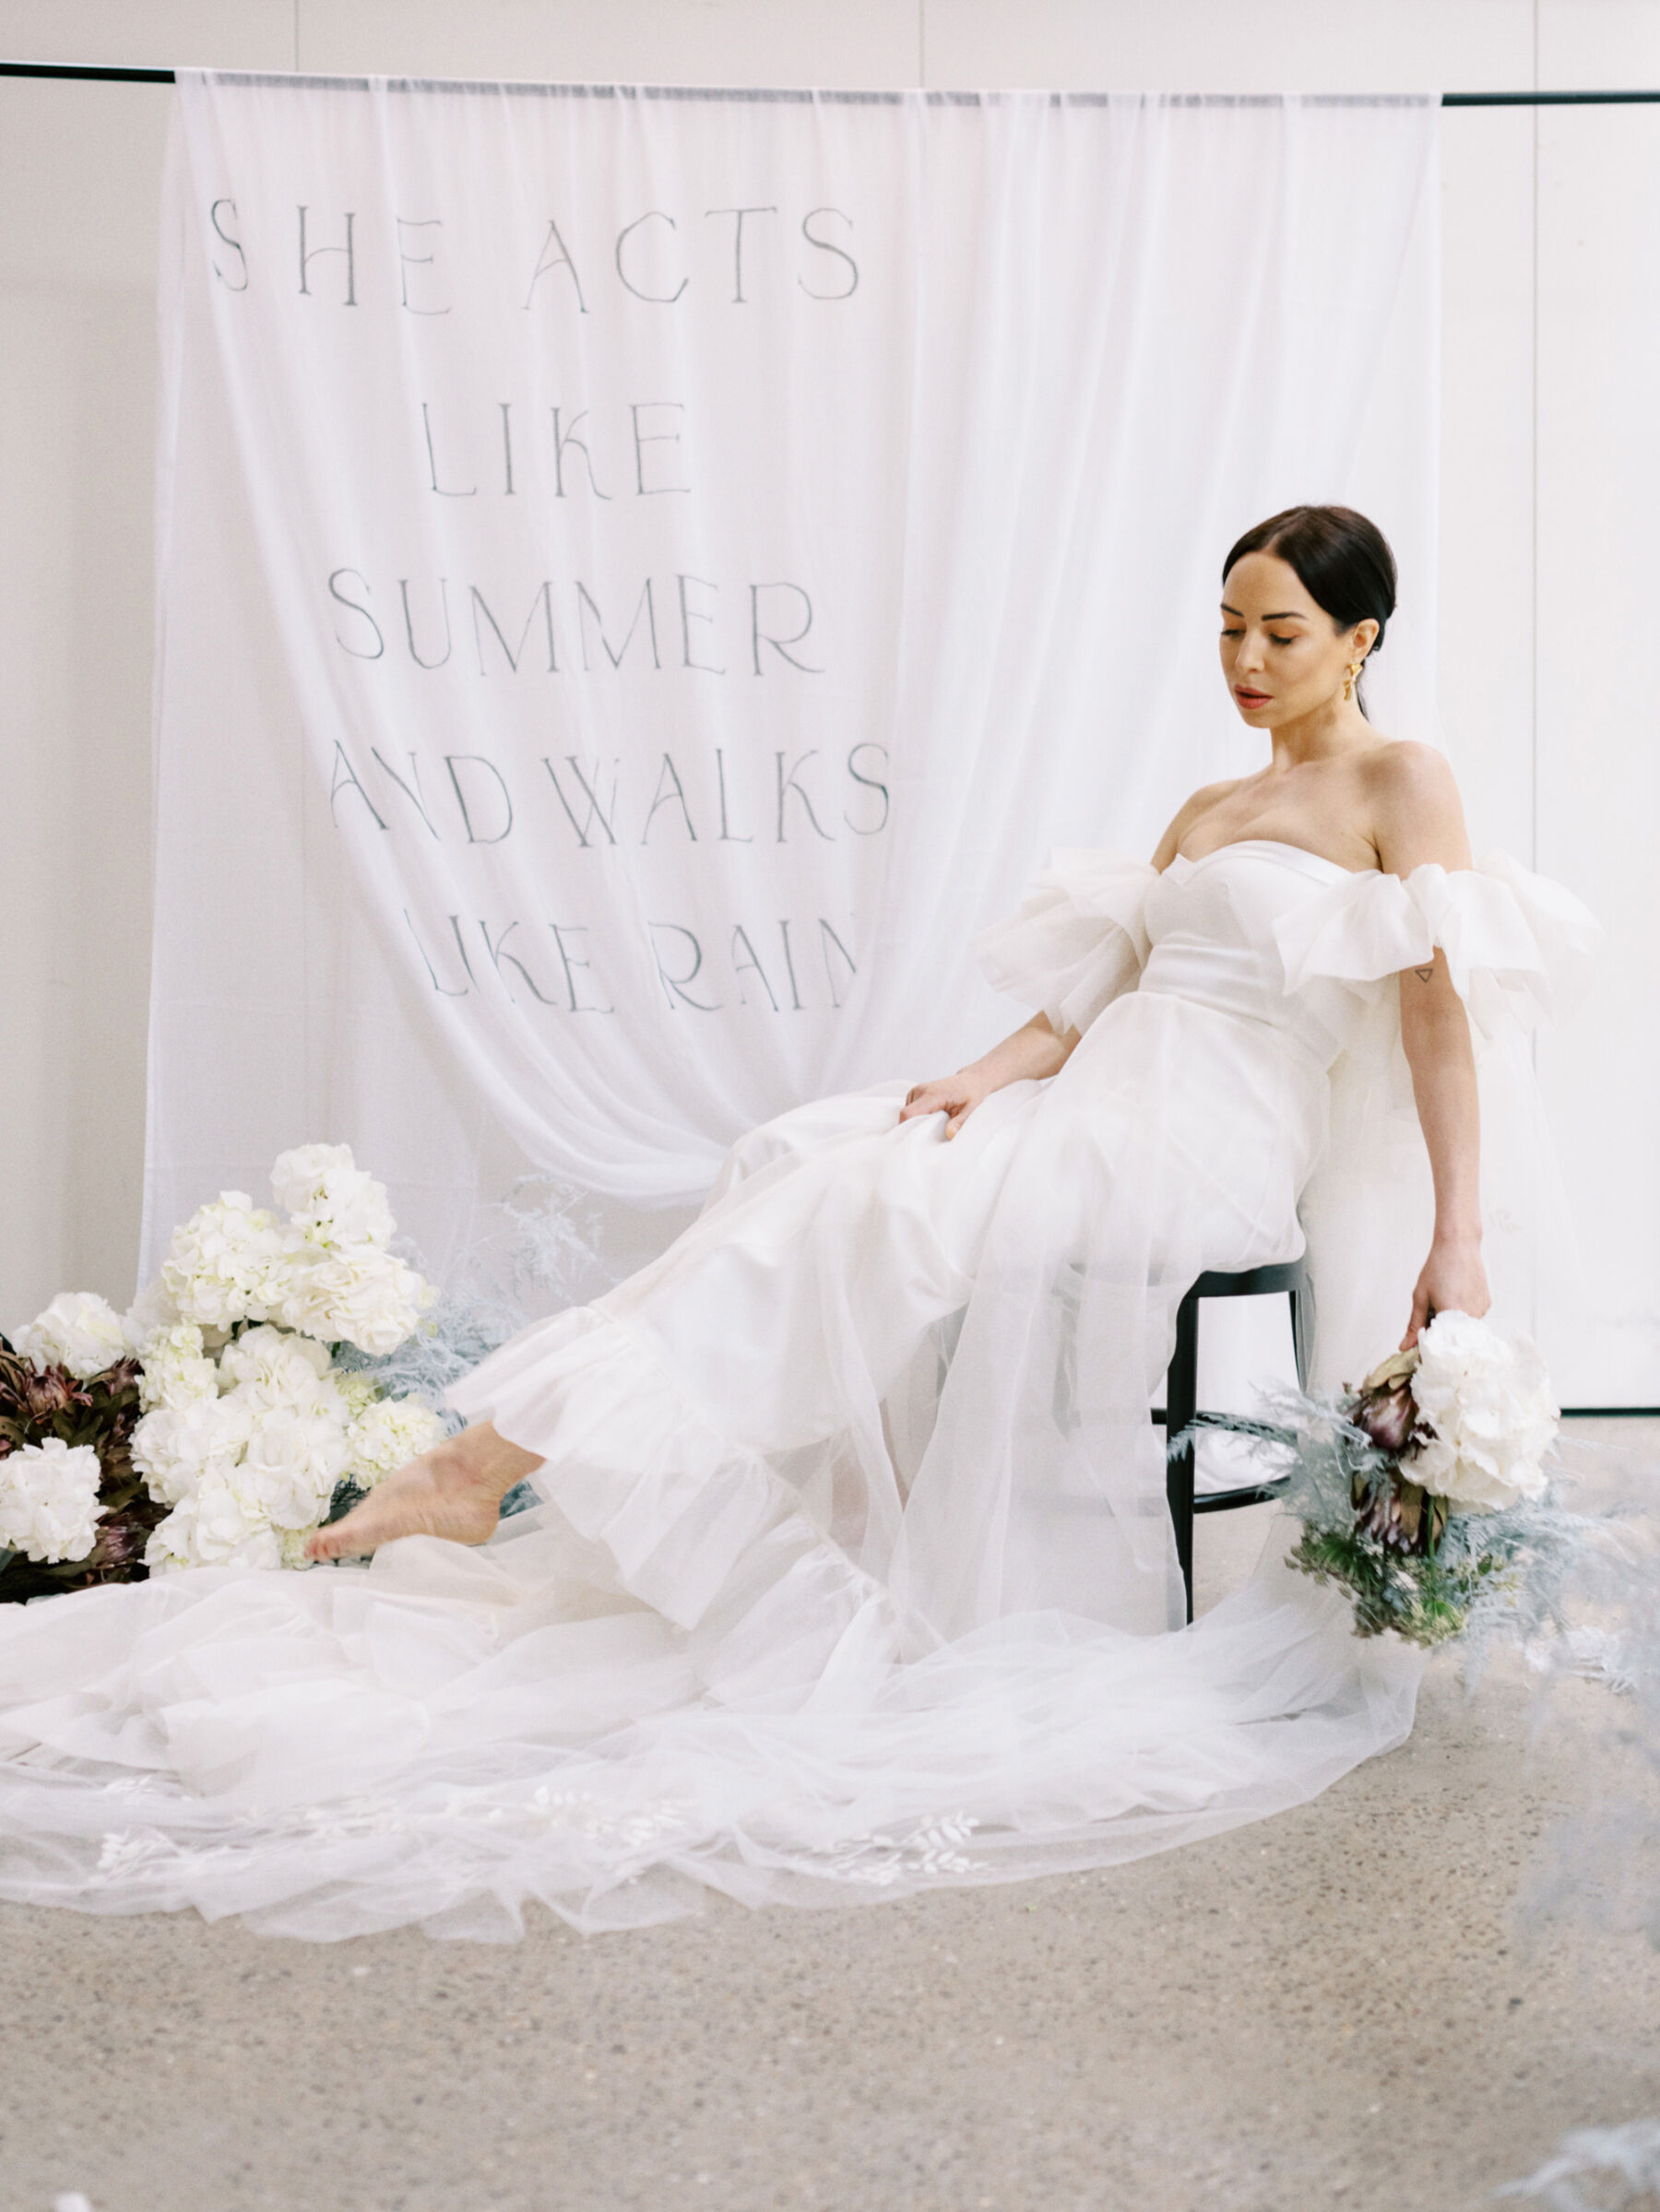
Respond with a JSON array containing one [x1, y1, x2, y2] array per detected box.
[[0, 1146, 444, 1599], [1181, 1309, 1578, 1649]]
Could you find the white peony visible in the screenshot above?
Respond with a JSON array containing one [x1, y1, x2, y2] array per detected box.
[[136, 1322, 219, 1415], [1409, 1310, 1559, 1511], [271, 1143, 395, 1250], [145, 1474, 283, 1572], [277, 1244, 433, 1355], [345, 1398, 445, 1488], [160, 1193, 294, 1332], [14, 1292, 129, 1380], [0, 1438, 105, 1564], [131, 1391, 256, 1507]]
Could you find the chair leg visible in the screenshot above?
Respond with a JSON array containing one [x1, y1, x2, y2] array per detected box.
[[1165, 1288, 1199, 1625], [1288, 1272, 1315, 1393]]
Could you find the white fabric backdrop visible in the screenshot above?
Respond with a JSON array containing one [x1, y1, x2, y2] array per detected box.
[[145, 77, 1439, 1280]]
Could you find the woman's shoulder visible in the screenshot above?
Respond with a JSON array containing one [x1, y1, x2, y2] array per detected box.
[[1358, 738, 1469, 868], [1357, 735, 1462, 809]]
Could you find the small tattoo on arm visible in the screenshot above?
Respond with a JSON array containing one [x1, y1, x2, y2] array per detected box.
[[1412, 964, 1435, 984]]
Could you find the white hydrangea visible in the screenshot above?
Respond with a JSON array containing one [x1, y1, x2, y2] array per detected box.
[[145, 1473, 284, 1572], [14, 1292, 129, 1380], [129, 1145, 436, 1571], [345, 1398, 445, 1489], [271, 1143, 396, 1250], [123, 1275, 181, 1357], [217, 1323, 335, 1408], [335, 1370, 381, 1420], [279, 1523, 323, 1569], [1409, 1310, 1559, 1512], [278, 1245, 433, 1355], [0, 1438, 105, 1564], [136, 1322, 219, 1415], [238, 1404, 350, 1528], [131, 1391, 257, 1508], [160, 1192, 294, 1333]]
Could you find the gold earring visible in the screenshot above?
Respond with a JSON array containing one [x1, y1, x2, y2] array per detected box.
[[1343, 660, 1361, 704]]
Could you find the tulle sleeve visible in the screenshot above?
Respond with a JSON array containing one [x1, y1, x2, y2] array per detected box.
[[1272, 849, 1601, 1042], [972, 850, 1157, 1037], [1279, 850, 1603, 1396]]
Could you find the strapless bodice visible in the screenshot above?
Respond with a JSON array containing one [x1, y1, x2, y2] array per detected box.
[[973, 836, 1599, 1067], [1140, 841, 1365, 1066]]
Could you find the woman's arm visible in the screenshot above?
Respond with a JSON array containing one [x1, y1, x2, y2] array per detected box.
[[1398, 950, 1488, 1343], [898, 1012, 1074, 1138], [1370, 744, 1491, 1343], [906, 789, 1240, 1140]]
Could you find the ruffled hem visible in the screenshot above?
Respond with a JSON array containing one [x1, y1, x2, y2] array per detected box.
[[1272, 848, 1601, 1037], [973, 850, 1157, 1036], [447, 1307, 901, 1700]]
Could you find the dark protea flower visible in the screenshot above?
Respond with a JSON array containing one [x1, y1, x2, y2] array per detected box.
[[1353, 1469, 1443, 1555], [18, 1366, 79, 1423], [1351, 1345, 1423, 1460]]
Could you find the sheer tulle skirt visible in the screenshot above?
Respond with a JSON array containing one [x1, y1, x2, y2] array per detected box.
[[0, 988, 1424, 1941]]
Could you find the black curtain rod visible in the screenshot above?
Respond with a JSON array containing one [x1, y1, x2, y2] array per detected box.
[[4, 63, 1660, 103]]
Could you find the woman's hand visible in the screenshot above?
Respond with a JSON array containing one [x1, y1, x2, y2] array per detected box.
[[899, 1069, 995, 1139], [899, 1013, 1076, 1140], [1401, 1234, 1490, 1349]]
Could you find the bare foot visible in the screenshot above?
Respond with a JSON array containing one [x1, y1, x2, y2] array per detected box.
[[306, 1423, 543, 1562]]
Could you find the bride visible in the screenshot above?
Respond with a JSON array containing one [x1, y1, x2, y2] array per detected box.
[[0, 505, 1596, 1939]]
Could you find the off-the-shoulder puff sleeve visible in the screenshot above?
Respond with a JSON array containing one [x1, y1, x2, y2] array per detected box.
[[1271, 849, 1601, 1042], [1279, 850, 1599, 1398], [973, 850, 1158, 1037]]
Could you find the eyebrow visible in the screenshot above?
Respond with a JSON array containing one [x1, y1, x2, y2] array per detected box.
[[1219, 602, 1308, 620]]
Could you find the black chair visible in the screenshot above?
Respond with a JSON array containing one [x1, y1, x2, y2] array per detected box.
[[1157, 1260, 1314, 1625]]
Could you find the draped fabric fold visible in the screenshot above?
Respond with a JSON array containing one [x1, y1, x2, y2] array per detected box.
[[144, 80, 1441, 1278]]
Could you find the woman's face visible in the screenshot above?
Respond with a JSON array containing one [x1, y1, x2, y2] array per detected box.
[[1219, 551, 1376, 727]]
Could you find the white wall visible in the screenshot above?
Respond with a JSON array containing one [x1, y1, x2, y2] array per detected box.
[[2, 1, 1656, 1402]]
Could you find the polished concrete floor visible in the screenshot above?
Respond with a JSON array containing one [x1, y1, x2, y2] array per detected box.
[[4, 1417, 1658, 2212]]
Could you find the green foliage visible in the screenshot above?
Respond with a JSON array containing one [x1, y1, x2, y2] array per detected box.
[[1179, 1388, 1598, 1658], [1287, 1520, 1516, 1648]]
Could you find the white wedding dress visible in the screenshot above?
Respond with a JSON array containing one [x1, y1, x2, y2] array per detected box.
[[0, 841, 1597, 1938]]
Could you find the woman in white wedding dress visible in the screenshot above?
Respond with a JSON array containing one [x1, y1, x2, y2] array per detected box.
[[0, 507, 1598, 1939]]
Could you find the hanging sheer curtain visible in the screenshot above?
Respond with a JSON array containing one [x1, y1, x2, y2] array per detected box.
[[145, 78, 1439, 1278]]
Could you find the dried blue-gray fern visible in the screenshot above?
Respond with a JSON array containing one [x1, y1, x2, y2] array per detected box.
[[329, 1177, 618, 1520], [1175, 1379, 1609, 1655], [1514, 1461, 1660, 1950], [1500, 2116, 1660, 2210]]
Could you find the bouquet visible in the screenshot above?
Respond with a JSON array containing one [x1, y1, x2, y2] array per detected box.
[[0, 1145, 445, 1598], [1183, 1309, 1571, 1648]]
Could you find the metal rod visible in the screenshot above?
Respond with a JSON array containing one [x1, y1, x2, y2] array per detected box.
[[5, 64, 1660, 103], [1443, 89, 1660, 105], [0, 61, 174, 83]]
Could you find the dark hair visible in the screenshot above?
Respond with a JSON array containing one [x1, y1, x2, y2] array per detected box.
[[1223, 504, 1397, 710]]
